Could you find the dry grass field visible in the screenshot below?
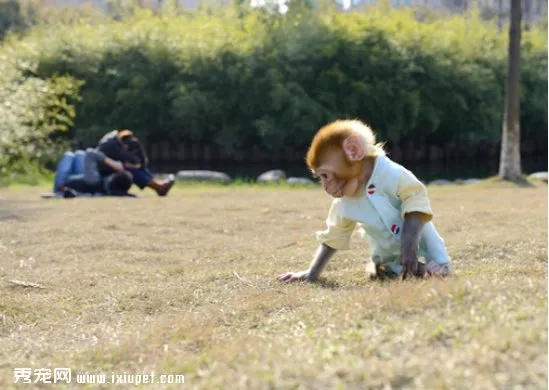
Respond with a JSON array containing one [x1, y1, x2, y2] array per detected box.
[[0, 180, 547, 389]]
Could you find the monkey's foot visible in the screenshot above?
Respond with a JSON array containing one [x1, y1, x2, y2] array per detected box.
[[424, 261, 452, 277], [366, 262, 399, 281]]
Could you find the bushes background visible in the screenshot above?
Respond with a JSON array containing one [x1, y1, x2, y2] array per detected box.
[[0, 1, 546, 169]]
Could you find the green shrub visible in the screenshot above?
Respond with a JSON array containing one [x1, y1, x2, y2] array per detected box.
[[0, 54, 82, 175], [0, 4, 546, 166]]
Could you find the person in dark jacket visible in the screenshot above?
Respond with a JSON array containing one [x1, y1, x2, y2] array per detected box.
[[98, 129, 175, 197]]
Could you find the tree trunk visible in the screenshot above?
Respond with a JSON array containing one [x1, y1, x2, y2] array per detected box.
[[498, 0, 522, 181]]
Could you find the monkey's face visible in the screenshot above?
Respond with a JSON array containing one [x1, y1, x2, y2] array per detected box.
[[307, 123, 373, 199], [314, 150, 363, 198]]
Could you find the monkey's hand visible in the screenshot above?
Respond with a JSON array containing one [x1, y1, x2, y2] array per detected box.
[[401, 255, 422, 279], [276, 244, 337, 283], [401, 212, 427, 280], [276, 271, 311, 283]]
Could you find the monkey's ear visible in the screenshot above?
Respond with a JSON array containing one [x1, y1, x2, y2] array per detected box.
[[343, 134, 366, 161]]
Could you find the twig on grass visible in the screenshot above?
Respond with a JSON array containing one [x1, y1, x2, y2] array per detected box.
[[7, 279, 45, 289]]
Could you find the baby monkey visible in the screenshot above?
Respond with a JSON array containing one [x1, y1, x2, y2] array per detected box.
[[277, 120, 452, 282]]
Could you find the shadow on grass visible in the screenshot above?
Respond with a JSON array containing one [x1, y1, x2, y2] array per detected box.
[[482, 175, 540, 188], [0, 212, 22, 222], [313, 278, 402, 289], [314, 279, 343, 289], [0, 199, 52, 222]]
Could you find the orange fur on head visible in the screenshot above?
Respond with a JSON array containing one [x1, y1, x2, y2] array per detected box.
[[306, 119, 385, 173]]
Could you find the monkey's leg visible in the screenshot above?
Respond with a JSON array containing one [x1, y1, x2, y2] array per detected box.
[[366, 261, 400, 281], [366, 261, 383, 281], [424, 261, 452, 277]]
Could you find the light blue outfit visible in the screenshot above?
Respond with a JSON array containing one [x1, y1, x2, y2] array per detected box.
[[316, 155, 451, 275]]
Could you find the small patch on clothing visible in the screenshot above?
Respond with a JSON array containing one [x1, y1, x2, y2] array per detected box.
[[391, 224, 400, 234], [367, 184, 376, 195]]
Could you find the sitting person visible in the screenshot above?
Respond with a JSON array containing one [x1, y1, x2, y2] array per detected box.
[[98, 129, 175, 197], [52, 150, 86, 193], [52, 147, 132, 197], [63, 169, 134, 198], [53, 149, 125, 193], [61, 148, 130, 197]]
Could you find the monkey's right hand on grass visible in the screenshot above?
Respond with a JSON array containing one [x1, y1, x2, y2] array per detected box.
[[276, 271, 311, 283], [277, 245, 336, 283]]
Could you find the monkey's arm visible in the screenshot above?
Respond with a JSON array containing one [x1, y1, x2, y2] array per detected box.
[[396, 168, 434, 278], [400, 212, 429, 278], [307, 244, 337, 281], [276, 244, 336, 283], [277, 200, 354, 283], [308, 201, 355, 281]]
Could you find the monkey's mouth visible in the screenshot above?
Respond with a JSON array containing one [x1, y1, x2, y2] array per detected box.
[[329, 189, 344, 198], [325, 181, 345, 198]]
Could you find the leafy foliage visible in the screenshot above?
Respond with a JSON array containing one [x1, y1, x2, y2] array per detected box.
[[0, 56, 82, 174], [0, 3, 546, 168]]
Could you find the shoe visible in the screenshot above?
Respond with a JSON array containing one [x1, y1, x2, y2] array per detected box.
[[63, 188, 77, 198], [156, 175, 176, 197]]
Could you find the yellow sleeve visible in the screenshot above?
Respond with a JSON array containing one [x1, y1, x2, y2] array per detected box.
[[315, 200, 357, 250], [397, 168, 434, 222]]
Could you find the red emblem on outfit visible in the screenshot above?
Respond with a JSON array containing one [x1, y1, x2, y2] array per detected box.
[[367, 184, 376, 195], [391, 224, 400, 234]]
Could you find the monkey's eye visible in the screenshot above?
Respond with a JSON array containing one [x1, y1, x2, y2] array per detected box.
[[319, 174, 328, 179]]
